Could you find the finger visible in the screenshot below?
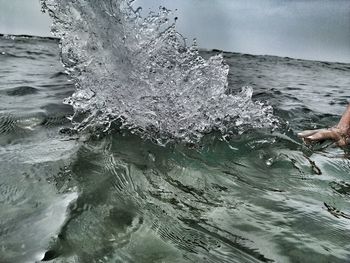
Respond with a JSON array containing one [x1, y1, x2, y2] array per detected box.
[[336, 137, 349, 147], [307, 130, 339, 141], [337, 140, 346, 147], [298, 129, 326, 138]]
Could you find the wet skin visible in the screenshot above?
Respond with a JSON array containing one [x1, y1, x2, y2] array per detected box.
[[299, 104, 350, 147]]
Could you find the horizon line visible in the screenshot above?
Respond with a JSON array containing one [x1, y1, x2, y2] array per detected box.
[[1, 33, 349, 65]]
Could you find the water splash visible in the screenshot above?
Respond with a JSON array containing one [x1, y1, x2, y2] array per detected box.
[[41, 0, 277, 143]]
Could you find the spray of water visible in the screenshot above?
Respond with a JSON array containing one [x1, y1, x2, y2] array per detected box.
[[41, 0, 277, 143]]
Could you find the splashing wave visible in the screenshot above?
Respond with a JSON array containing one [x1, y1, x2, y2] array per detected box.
[[41, 0, 277, 143]]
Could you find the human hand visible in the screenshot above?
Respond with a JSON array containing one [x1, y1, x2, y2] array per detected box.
[[298, 126, 349, 147]]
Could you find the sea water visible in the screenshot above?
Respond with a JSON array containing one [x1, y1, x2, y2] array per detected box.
[[1, 1, 350, 262]]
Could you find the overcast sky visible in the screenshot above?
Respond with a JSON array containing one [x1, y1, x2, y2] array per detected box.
[[0, 0, 349, 63]]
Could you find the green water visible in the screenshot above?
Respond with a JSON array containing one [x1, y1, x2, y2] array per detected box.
[[1, 36, 350, 263]]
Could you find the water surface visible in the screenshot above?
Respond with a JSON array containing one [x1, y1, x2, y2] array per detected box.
[[1, 35, 350, 263]]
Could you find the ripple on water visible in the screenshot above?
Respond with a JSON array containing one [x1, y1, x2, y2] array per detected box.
[[330, 181, 350, 197], [0, 114, 17, 134], [0, 182, 26, 205], [6, 86, 39, 96]]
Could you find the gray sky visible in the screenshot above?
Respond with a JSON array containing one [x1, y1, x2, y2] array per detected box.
[[0, 0, 51, 36], [0, 0, 349, 63]]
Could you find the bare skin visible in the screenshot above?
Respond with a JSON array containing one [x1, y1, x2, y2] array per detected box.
[[298, 104, 350, 147]]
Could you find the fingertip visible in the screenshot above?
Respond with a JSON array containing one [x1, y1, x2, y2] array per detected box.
[[298, 130, 320, 138], [298, 132, 308, 138]]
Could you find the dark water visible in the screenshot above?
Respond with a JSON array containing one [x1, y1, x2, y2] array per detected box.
[[1, 35, 350, 263]]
